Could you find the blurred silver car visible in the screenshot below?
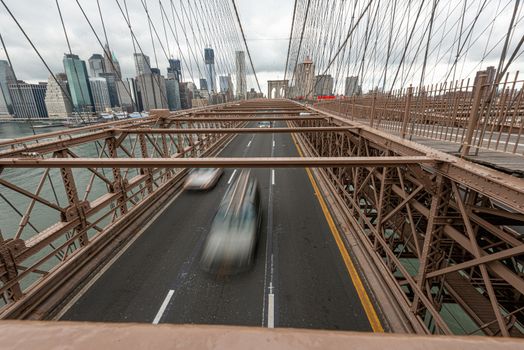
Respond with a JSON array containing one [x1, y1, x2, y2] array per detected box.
[[257, 121, 271, 128], [200, 170, 261, 275], [184, 168, 223, 190]]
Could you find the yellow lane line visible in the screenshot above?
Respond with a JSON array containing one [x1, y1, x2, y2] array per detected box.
[[290, 132, 384, 333]]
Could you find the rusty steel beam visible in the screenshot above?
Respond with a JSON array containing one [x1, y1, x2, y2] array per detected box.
[[304, 103, 524, 214], [114, 127, 357, 134], [2, 98, 523, 336], [166, 116, 326, 122], [1, 156, 435, 168], [0, 322, 522, 350], [0, 156, 435, 168], [193, 110, 309, 115]]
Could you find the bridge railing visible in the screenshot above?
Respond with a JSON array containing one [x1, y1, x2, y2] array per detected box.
[[315, 71, 524, 156]]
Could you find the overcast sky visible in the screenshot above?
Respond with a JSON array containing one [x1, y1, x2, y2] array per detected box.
[[0, 0, 294, 95], [0, 0, 522, 96]]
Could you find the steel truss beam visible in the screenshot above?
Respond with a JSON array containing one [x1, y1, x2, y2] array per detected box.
[[288, 102, 524, 337], [113, 127, 358, 134], [0, 156, 434, 168], [0, 98, 523, 338]]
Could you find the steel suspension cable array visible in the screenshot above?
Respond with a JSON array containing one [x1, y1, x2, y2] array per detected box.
[[0, 0, 259, 118], [230, 0, 261, 94], [283, 0, 523, 97]]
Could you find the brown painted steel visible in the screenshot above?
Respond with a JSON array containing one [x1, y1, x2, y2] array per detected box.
[[1, 98, 524, 337], [0, 322, 521, 350], [113, 127, 357, 134], [164, 116, 325, 122], [0, 156, 434, 168]]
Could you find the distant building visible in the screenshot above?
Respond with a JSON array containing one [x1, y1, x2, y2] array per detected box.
[[192, 98, 208, 108], [210, 93, 226, 105], [45, 73, 73, 118], [247, 88, 263, 99], [63, 53, 94, 112], [166, 78, 181, 111], [8, 81, 48, 118], [136, 69, 167, 111], [293, 56, 315, 99], [344, 76, 361, 96], [235, 51, 247, 99], [219, 75, 234, 101], [199, 78, 208, 91], [88, 54, 105, 77], [0, 60, 16, 115], [314, 74, 334, 96], [117, 79, 135, 112], [204, 48, 216, 93], [134, 53, 151, 76], [179, 82, 192, 109], [98, 73, 119, 107], [104, 44, 121, 78], [167, 59, 182, 81], [89, 77, 111, 113]]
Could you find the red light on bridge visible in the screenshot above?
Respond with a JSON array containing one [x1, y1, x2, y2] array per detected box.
[[316, 95, 336, 100]]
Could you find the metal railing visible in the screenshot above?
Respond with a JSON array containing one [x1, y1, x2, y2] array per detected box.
[[315, 71, 524, 156]]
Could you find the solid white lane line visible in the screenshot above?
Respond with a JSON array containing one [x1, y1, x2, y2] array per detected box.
[[227, 169, 238, 184], [152, 289, 175, 324], [267, 292, 275, 328], [271, 170, 275, 185], [247, 140, 252, 147], [53, 184, 187, 321], [272, 140, 275, 148]]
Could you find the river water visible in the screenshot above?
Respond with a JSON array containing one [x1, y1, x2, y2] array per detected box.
[[1, 123, 109, 240]]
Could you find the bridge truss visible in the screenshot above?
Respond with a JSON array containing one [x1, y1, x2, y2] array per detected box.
[[0, 99, 523, 337]]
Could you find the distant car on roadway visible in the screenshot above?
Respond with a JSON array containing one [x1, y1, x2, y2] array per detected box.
[[200, 170, 261, 275], [184, 168, 223, 190], [257, 121, 271, 128]]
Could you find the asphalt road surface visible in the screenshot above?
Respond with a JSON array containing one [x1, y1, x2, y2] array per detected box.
[[61, 121, 373, 331]]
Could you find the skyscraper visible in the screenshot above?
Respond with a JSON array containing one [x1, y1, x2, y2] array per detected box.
[[235, 51, 247, 99], [63, 54, 94, 112], [88, 54, 105, 77], [104, 44, 122, 78], [116, 79, 134, 112], [45, 73, 73, 118], [9, 81, 48, 118], [98, 72, 119, 107], [293, 56, 315, 99], [166, 78, 181, 111], [314, 74, 334, 96], [204, 48, 216, 93], [344, 76, 360, 96], [178, 82, 193, 110], [136, 68, 167, 111], [0, 60, 16, 115], [167, 59, 182, 81], [134, 53, 151, 76], [89, 77, 111, 113], [199, 78, 208, 91], [219, 75, 234, 101]]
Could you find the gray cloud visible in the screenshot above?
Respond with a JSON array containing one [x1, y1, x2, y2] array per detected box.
[[1, 0, 522, 96], [0, 0, 294, 95]]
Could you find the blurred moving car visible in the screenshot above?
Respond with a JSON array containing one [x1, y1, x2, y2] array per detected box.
[[184, 168, 223, 190], [200, 170, 261, 275], [257, 121, 271, 128]]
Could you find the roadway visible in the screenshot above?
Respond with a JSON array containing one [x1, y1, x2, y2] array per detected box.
[[60, 121, 373, 331]]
